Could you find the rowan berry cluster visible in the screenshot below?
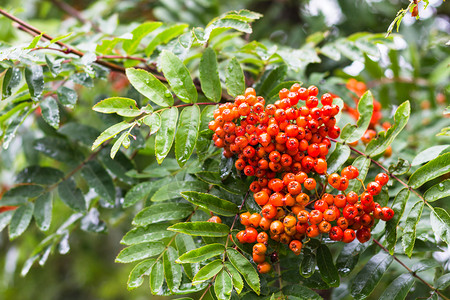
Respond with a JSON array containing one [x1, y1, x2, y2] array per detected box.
[[208, 83, 395, 274]]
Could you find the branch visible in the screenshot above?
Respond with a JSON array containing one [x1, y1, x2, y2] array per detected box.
[[373, 239, 448, 300]]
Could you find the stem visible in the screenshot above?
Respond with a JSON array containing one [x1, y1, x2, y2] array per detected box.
[[372, 239, 448, 300]]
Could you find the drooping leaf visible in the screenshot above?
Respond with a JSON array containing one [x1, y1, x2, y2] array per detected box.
[[57, 178, 86, 212], [225, 57, 245, 98], [176, 244, 225, 263], [316, 244, 340, 287], [164, 246, 182, 292], [160, 50, 197, 103], [155, 107, 178, 164], [9, 203, 34, 240], [224, 261, 244, 294], [175, 234, 199, 279], [436, 273, 450, 290], [326, 143, 351, 174], [175, 105, 200, 166], [378, 273, 414, 300], [115, 242, 165, 263], [411, 145, 449, 166], [282, 285, 322, 300], [351, 251, 393, 299], [133, 203, 193, 226], [341, 91, 374, 143], [408, 152, 450, 189], [123, 21, 162, 54], [366, 101, 410, 157], [25, 65, 44, 101], [81, 161, 115, 204], [385, 188, 410, 254], [149, 260, 164, 294], [226, 248, 260, 295], [336, 240, 370, 276], [214, 269, 233, 300], [430, 207, 450, 246], [168, 222, 229, 237], [192, 259, 223, 285], [93, 97, 141, 117], [127, 259, 155, 290], [33, 193, 52, 232], [424, 179, 450, 202], [40, 97, 60, 129], [121, 223, 175, 245], [300, 248, 316, 278], [181, 191, 238, 216], [402, 201, 424, 257], [110, 131, 130, 159], [200, 47, 221, 102], [92, 121, 134, 151], [0, 211, 14, 232], [125, 68, 174, 107]]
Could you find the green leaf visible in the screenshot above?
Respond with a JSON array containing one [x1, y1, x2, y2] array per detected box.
[[164, 246, 182, 292], [282, 285, 322, 300], [224, 261, 244, 294], [175, 234, 198, 279], [115, 242, 165, 263], [215, 269, 233, 300], [25, 65, 44, 101], [379, 273, 414, 300], [226, 248, 260, 295], [123, 21, 162, 54], [168, 222, 229, 237], [424, 179, 450, 202], [402, 201, 424, 257], [133, 203, 193, 226], [351, 251, 394, 299], [181, 191, 238, 217], [110, 131, 130, 159], [176, 244, 225, 263], [25, 32, 43, 49], [411, 145, 449, 166], [197, 105, 217, 156], [175, 105, 200, 166], [366, 101, 410, 157], [127, 259, 155, 290], [2, 185, 44, 202], [145, 24, 188, 56], [195, 171, 249, 194], [320, 43, 341, 61], [255, 64, 287, 98], [155, 107, 178, 164], [16, 166, 64, 185], [33, 193, 52, 232], [81, 161, 115, 204], [151, 181, 209, 202], [93, 97, 141, 117], [160, 50, 197, 103], [436, 273, 450, 290], [149, 260, 164, 294], [326, 143, 351, 174], [125, 68, 174, 107], [316, 244, 339, 287], [92, 121, 134, 150], [430, 207, 450, 246], [336, 240, 369, 276], [412, 259, 441, 273], [200, 48, 221, 102], [34, 137, 81, 164], [58, 178, 86, 212], [408, 152, 450, 189], [225, 57, 245, 98], [346, 156, 371, 193], [0, 211, 14, 232], [123, 181, 156, 208], [40, 97, 60, 129], [9, 203, 34, 240], [192, 259, 223, 285], [341, 91, 374, 143], [121, 223, 175, 245], [143, 113, 161, 135], [300, 248, 316, 278], [388, 158, 411, 176], [385, 188, 410, 254], [335, 39, 364, 62]]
